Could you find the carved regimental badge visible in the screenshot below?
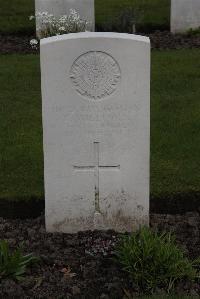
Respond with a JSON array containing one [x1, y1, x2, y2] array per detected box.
[[70, 51, 121, 100]]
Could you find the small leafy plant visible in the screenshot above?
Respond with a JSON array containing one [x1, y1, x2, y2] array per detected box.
[[0, 240, 38, 281], [115, 227, 200, 293], [186, 27, 200, 37]]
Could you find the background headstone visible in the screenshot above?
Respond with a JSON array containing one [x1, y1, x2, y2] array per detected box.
[[41, 32, 150, 233], [171, 0, 200, 33], [35, 0, 95, 36]]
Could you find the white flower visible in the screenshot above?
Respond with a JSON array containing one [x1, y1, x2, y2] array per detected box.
[[30, 39, 38, 45], [41, 11, 49, 16], [29, 15, 35, 20], [59, 26, 65, 31], [69, 8, 77, 15], [32, 9, 88, 39]]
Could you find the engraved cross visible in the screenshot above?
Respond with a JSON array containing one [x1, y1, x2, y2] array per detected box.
[[73, 142, 120, 213]]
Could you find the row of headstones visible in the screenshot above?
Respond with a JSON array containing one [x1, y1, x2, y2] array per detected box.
[[35, 0, 200, 35]]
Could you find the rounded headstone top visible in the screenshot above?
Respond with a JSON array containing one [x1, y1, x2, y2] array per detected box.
[[40, 32, 150, 45]]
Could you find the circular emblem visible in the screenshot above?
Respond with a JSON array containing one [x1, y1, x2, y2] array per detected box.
[[70, 51, 121, 100]]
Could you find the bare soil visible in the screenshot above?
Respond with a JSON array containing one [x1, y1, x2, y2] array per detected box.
[[0, 212, 200, 298], [0, 31, 200, 54]]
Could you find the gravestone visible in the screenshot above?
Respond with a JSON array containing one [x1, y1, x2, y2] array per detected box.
[[35, 0, 95, 36], [171, 0, 200, 33], [40, 32, 150, 233]]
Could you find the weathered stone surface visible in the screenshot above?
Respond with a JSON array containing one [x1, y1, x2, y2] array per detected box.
[[171, 0, 200, 33], [35, 0, 95, 36], [40, 32, 150, 233]]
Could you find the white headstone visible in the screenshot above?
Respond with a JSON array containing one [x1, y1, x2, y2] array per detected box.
[[35, 0, 95, 36], [41, 32, 150, 233], [171, 0, 200, 33]]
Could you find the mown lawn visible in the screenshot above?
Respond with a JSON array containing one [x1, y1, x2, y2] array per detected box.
[[151, 49, 200, 198], [95, 0, 170, 32], [0, 54, 43, 200], [0, 49, 200, 201], [0, 0, 170, 35], [0, 0, 35, 35]]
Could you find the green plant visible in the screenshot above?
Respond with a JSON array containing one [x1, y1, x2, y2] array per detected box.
[[186, 27, 200, 37], [0, 240, 38, 280], [31, 9, 88, 41], [100, 7, 143, 33], [116, 7, 143, 33], [115, 227, 200, 293]]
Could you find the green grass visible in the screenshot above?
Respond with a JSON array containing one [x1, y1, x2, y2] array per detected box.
[[0, 0, 35, 35], [116, 227, 199, 293], [95, 0, 170, 32], [0, 0, 170, 35], [151, 49, 200, 198], [0, 54, 43, 200], [0, 49, 200, 201]]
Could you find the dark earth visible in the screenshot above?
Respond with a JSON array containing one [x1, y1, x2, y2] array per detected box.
[[1, 212, 200, 298], [0, 31, 200, 54]]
